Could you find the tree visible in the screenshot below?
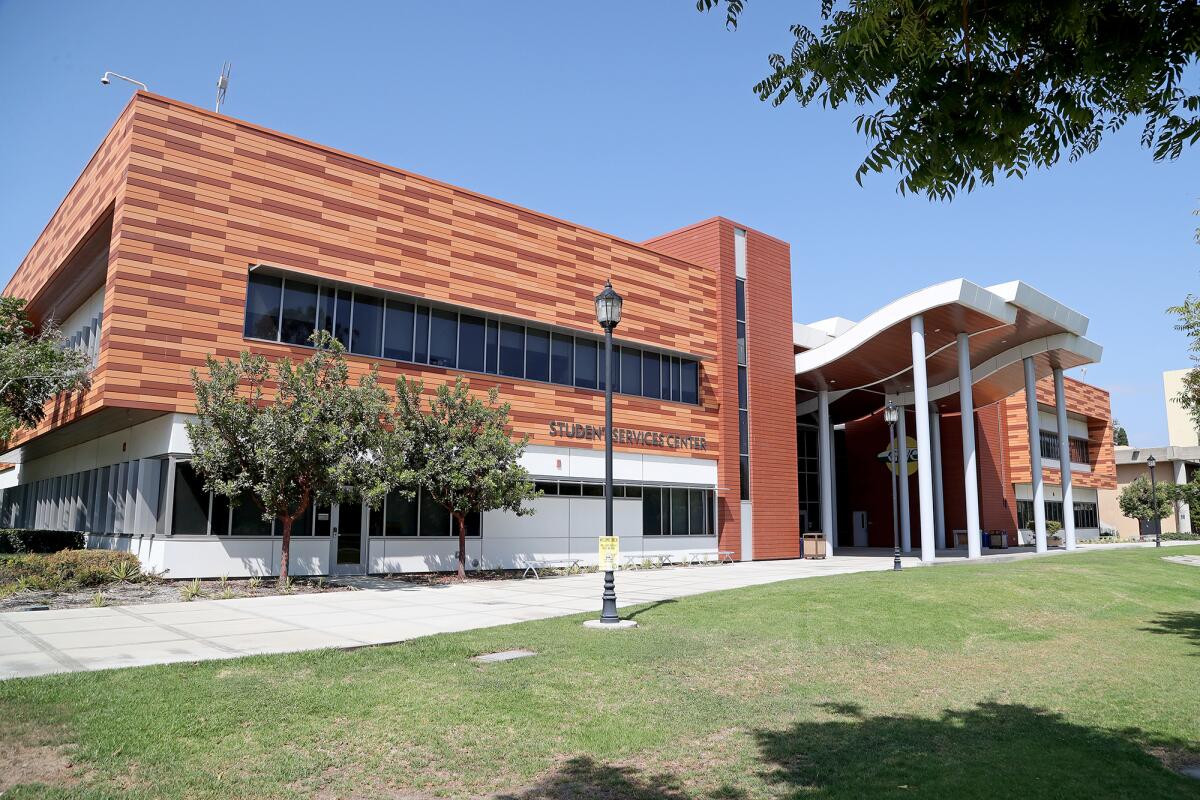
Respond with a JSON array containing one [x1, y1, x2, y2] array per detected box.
[[0, 297, 91, 442], [698, 1, 1200, 200], [1117, 475, 1174, 524], [187, 332, 403, 583], [1112, 420, 1129, 447], [394, 376, 539, 580]]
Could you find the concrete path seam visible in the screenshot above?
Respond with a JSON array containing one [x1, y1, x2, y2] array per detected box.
[[109, 606, 243, 655], [0, 617, 87, 672]]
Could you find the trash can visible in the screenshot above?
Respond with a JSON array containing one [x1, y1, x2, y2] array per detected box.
[[987, 531, 1009, 550], [802, 533, 827, 560]]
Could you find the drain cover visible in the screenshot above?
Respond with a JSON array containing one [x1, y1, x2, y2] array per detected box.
[[472, 649, 537, 663]]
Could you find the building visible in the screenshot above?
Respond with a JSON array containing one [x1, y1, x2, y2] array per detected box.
[[1163, 368, 1198, 448], [0, 92, 1114, 577]]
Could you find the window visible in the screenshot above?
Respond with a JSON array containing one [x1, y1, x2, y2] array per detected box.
[[621, 347, 641, 396], [581, 483, 604, 497], [1017, 499, 1066, 528], [550, 334, 573, 385], [1069, 438, 1090, 465], [230, 491, 272, 536], [419, 490, 451, 536], [429, 308, 458, 367], [1074, 502, 1098, 528], [526, 328, 550, 382], [279, 278, 319, 345], [1039, 430, 1060, 461], [351, 293, 383, 357], [499, 323, 524, 378], [735, 274, 749, 498], [171, 462, 210, 535], [243, 271, 704, 404], [383, 300, 415, 360], [413, 306, 430, 363], [384, 489, 418, 536], [458, 314, 486, 372], [670, 488, 690, 535], [643, 487, 663, 535], [535, 481, 559, 496], [575, 339, 597, 389], [244, 273, 282, 339], [642, 353, 661, 399]]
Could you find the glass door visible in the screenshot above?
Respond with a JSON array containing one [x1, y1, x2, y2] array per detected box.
[[331, 502, 366, 574]]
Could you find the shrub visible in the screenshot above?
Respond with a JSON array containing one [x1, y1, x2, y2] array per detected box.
[[1046, 520, 1063, 537], [0, 550, 141, 591], [0, 529, 85, 554], [1162, 532, 1200, 541]]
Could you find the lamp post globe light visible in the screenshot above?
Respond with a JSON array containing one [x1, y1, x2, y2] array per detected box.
[[591, 279, 632, 627], [884, 402, 902, 571], [1147, 454, 1161, 548]]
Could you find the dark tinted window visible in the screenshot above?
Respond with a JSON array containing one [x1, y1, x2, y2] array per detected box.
[[689, 489, 705, 535], [383, 300, 414, 360], [317, 286, 335, 338], [737, 366, 748, 406], [458, 314, 486, 372], [558, 482, 582, 496], [581, 483, 603, 497], [385, 490, 418, 536], [671, 358, 682, 402], [280, 278, 318, 345], [231, 491, 271, 536], [244, 273, 281, 339], [535, 481, 558, 495], [681, 360, 699, 404], [419, 490, 451, 535], [499, 323, 524, 378], [642, 353, 661, 399], [575, 339, 597, 389], [171, 462, 209, 535], [485, 319, 499, 374], [550, 334, 573, 384], [671, 488, 689, 535], [643, 487, 662, 535], [735, 278, 746, 321], [661, 356, 671, 399], [429, 308, 458, 367], [413, 306, 430, 363], [351, 293, 383, 357], [740, 455, 750, 500], [333, 289, 353, 349], [526, 329, 550, 382], [211, 492, 230, 535], [621, 347, 641, 395]]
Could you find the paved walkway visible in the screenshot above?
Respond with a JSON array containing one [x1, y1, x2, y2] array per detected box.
[[0, 541, 1190, 680]]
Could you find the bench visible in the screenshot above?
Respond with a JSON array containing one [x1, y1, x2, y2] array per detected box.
[[620, 553, 678, 569], [685, 549, 736, 565], [518, 558, 582, 579]]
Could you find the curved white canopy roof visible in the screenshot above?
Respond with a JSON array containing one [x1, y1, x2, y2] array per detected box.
[[794, 279, 1101, 422]]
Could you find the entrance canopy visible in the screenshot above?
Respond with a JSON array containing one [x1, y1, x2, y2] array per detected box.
[[794, 279, 1101, 423]]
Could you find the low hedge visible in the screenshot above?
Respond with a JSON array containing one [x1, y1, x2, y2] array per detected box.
[[0, 529, 85, 554], [0, 549, 141, 591], [1161, 532, 1200, 541]]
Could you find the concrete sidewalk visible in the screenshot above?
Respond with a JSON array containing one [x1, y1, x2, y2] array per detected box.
[[0, 541, 1187, 680]]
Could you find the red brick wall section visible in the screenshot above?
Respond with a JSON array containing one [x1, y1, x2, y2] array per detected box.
[[977, 402, 1019, 542], [642, 219, 742, 557], [744, 229, 800, 559]]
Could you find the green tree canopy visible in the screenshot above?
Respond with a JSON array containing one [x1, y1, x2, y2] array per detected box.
[[394, 376, 539, 580], [1117, 475, 1175, 522], [187, 332, 404, 582], [699, 0, 1200, 200], [1168, 292, 1200, 438], [0, 296, 91, 442], [1112, 420, 1129, 447]]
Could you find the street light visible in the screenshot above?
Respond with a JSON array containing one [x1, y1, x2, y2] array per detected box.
[[884, 402, 902, 571], [595, 280, 623, 624], [1148, 454, 1161, 548], [99, 71, 149, 91]]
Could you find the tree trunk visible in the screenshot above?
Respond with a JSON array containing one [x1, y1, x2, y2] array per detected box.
[[279, 515, 293, 585], [455, 513, 468, 581]]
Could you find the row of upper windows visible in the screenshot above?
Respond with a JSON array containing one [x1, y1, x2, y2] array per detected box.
[[244, 271, 702, 404], [1037, 430, 1091, 464]]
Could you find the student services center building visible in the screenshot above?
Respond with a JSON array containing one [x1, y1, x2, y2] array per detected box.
[[0, 93, 1114, 578]]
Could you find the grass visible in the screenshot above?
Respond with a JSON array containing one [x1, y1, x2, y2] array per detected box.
[[2, 547, 1199, 799]]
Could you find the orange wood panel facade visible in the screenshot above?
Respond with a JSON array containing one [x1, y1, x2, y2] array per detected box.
[[1001, 376, 1117, 490]]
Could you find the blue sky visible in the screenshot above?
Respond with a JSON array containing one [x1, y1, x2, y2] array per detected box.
[[1, 1, 1195, 445]]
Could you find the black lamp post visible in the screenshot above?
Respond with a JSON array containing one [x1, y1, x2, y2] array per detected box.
[[1148, 454, 1161, 548], [884, 401, 902, 571], [595, 280, 623, 623]]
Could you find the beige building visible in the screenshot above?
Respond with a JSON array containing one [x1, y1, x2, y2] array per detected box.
[[1163, 368, 1198, 447]]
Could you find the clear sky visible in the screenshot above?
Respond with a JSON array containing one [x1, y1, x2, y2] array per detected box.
[[1, 1, 1195, 446]]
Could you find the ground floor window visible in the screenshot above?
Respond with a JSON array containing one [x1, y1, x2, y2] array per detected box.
[[1016, 499, 1099, 530]]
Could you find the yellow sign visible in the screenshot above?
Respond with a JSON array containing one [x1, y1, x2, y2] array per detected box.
[[598, 536, 620, 571], [877, 435, 919, 477]]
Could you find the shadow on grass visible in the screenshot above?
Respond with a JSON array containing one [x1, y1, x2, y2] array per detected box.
[[500, 704, 1196, 799], [748, 702, 1196, 798], [1142, 612, 1200, 653], [625, 599, 677, 620]]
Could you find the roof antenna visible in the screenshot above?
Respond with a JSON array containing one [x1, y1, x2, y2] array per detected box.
[[215, 61, 231, 113]]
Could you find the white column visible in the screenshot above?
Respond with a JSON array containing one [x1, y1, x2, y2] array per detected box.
[[818, 390, 835, 553], [1174, 460, 1191, 534], [1024, 357, 1047, 553], [958, 333, 982, 559], [1053, 368, 1077, 551], [911, 316, 936, 563], [898, 405, 912, 552], [931, 406, 946, 550]]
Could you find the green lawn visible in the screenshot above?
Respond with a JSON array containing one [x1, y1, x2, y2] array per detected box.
[[2, 547, 1199, 799]]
